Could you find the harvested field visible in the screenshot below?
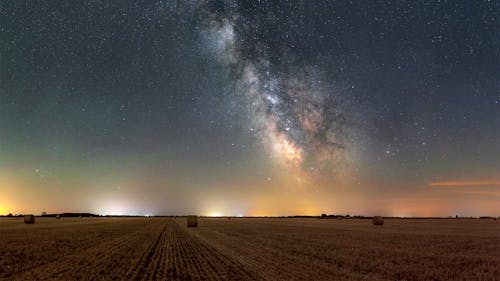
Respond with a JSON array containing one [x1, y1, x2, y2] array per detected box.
[[0, 218, 254, 281], [0, 217, 498, 280]]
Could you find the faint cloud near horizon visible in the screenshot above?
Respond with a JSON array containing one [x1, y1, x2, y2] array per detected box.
[[429, 181, 500, 187], [429, 180, 500, 197], [449, 190, 500, 196]]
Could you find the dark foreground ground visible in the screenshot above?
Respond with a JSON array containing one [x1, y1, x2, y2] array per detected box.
[[0, 217, 498, 280]]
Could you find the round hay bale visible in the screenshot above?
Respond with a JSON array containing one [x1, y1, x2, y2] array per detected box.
[[24, 215, 36, 224], [372, 216, 384, 226], [56, 214, 61, 219], [187, 215, 198, 227]]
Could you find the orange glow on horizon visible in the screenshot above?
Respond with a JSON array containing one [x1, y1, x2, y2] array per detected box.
[[0, 205, 9, 215], [0, 174, 14, 215]]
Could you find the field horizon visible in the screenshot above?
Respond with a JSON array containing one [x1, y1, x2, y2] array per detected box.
[[2, 213, 499, 219]]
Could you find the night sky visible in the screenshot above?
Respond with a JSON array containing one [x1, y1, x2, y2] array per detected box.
[[1, 1, 499, 217]]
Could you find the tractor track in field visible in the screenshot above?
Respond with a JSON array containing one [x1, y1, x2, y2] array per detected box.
[[123, 221, 168, 280], [124, 219, 257, 281]]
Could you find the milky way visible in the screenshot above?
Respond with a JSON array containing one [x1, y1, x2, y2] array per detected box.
[[198, 3, 356, 175]]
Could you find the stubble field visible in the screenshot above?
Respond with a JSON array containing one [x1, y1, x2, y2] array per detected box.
[[0, 217, 498, 280]]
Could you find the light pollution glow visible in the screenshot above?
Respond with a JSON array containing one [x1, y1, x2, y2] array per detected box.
[[2, 165, 499, 217]]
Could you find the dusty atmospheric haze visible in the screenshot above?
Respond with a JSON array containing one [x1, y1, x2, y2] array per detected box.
[[1, 1, 500, 217]]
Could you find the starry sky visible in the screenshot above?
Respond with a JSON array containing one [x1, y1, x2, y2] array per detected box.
[[1, 1, 499, 217]]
